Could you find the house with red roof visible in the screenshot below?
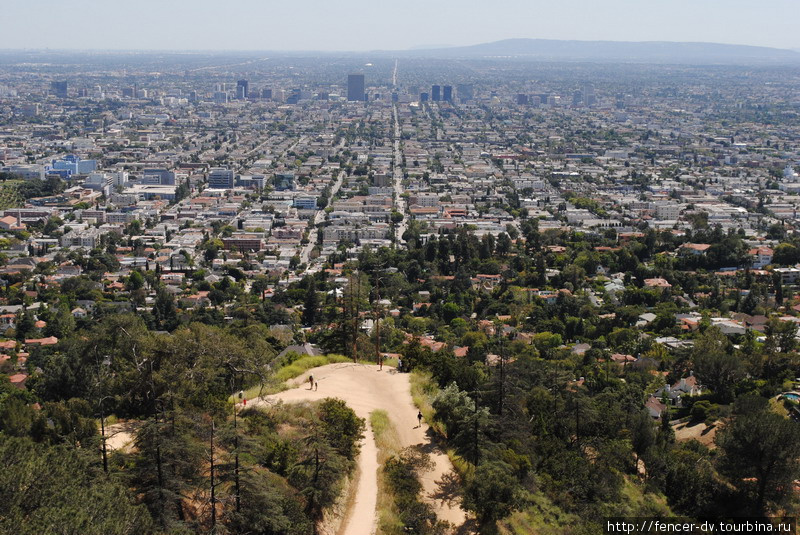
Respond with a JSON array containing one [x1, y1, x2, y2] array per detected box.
[[453, 346, 469, 358], [0, 215, 25, 231], [680, 243, 711, 256], [644, 278, 672, 289], [611, 353, 637, 364], [8, 373, 27, 389], [25, 336, 58, 346], [748, 246, 773, 269]]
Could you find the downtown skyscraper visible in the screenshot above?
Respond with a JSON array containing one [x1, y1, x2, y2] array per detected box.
[[347, 74, 365, 101]]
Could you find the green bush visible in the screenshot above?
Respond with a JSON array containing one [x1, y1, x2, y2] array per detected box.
[[382, 447, 449, 535], [689, 400, 719, 425]]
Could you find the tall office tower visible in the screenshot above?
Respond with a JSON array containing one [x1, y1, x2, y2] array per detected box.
[[51, 81, 68, 98], [456, 83, 473, 102], [583, 84, 596, 106], [347, 74, 365, 101], [420, 92, 429, 102], [516, 94, 529, 105], [286, 89, 301, 104], [213, 91, 228, 104], [122, 87, 135, 98], [431, 85, 441, 102], [188, 90, 198, 103], [261, 88, 273, 100], [572, 90, 583, 107], [236, 79, 249, 99], [443, 85, 453, 102]]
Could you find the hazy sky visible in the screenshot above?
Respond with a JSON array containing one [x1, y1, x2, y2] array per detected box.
[[3, 0, 798, 51]]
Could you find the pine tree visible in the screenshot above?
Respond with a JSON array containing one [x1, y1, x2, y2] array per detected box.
[[302, 278, 318, 326]]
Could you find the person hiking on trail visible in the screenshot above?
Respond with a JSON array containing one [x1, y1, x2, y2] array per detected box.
[[308, 374, 314, 390], [417, 411, 423, 428]]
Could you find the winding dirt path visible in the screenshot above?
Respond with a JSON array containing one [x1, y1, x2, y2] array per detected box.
[[252, 362, 468, 535]]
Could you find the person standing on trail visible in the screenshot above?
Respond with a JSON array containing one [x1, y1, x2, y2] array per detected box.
[[308, 374, 314, 390], [314, 379, 318, 391], [417, 411, 423, 428]]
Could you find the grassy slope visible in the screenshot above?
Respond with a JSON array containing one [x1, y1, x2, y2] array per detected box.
[[499, 477, 672, 534], [236, 354, 352, 401], [370, 410, 404, 535], [409, 369, 445, 436], [409, 370, 474, 481]]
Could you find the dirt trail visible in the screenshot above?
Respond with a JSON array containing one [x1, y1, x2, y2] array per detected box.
[[252, 362, 468, 535], [104, 421, 142, 453], [673, 420, 718, 449]]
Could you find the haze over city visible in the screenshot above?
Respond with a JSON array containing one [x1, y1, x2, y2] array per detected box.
[[2, 0, 800, 51]]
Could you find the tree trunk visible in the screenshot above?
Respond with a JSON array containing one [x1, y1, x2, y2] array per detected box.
[[210, 420, 216, 533]]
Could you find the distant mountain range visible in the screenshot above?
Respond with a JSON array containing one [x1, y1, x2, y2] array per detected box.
[[2, 39, 798, 66], [394, 38, 800, 64]]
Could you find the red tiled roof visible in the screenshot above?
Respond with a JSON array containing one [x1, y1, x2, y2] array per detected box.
[[682, 243, 711, 251], [8, 373, 27, 387], [24, 336, 58, 346]]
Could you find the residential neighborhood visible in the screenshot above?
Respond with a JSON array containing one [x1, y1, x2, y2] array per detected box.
[[0, 42, 799, 535]]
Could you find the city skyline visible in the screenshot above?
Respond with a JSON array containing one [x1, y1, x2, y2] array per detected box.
[[1, 24, 800, 534], [2, 0, 800, 52]]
